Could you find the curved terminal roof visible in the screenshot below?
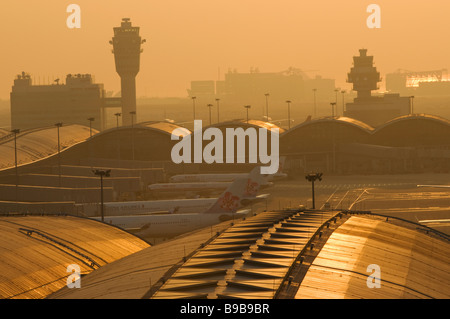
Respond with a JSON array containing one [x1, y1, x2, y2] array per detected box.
[[375, 113, 450, 132], [49, 210, 338, 299], [296, 215, 450, 299], [206, 119, 285, 134], [0, 215, 149, 299], [282, 116, 374, 138], [49, 210, 450, 299], [137, 121, 190, 137], [371, 113, 450, 147], [0, 124, 96, 171]]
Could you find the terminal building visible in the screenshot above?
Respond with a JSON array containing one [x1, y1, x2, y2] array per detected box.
[[386, 69, 450, 96], [188, 67, 336, 119], [10, 73, 105, 131]]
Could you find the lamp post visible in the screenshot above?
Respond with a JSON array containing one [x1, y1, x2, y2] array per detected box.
[[286, 100, 292, 129], [114, 113, 122, 159], [191, 96, 197, 121], [409, 96, 415, 114], [93, 169, 111, 222], [330, 102, 336, 118], [114, 112, 121, 129], [305, 172, 323, 209], [11, 128, 20, 203], [215, 98, 220, 123], [244, 105, 251, 123], [207, 104, 213, 126], [312, 88, 317, 118], [264, 93, 270, 120], [55, 122, 63, 187], [130, 111, 136, 161], [341, 90, 346, 114], [87, 117, 95, 137]]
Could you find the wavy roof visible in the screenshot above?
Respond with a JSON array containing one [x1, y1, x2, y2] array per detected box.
[[0, 124, 96, 170]]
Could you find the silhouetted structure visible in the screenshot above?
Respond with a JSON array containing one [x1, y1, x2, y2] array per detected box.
[[386, 69, 450, 96], [110, 18, 145, 126], [10, 73, 104, 130], [344, 49, 410, 127], [188, 68, 335, 112]]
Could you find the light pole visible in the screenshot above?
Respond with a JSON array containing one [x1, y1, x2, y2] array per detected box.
[[330, 102, 336, 118], [264, 93, 270, 120], [215, 98, 220, 123], [286, 100, 292, 129], [114, 112, 121, 129], [312, 88, 317, 118], [334, 89, 340, 116], [244, 105, 251, 123], [55, 122, 63, 187], [130, 111, 136, 161], [341, 90, 346, 115], [409, 96, 415, 114], [305, 172, 323, 209], [191, 96, 197, 121], [207, 103, 213, 126], [11, 128, 20, 203], [93, 169, 111, 222], [114, 112, 122, 159], [87, 117, 95, 137]]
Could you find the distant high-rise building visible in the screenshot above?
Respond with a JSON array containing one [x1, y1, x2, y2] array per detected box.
[[10, 72, 104, 130], [110, 18, 145, 126], [345, 49, 410, 127]]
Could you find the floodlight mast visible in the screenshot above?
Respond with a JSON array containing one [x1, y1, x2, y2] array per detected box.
[[93, 169, 111, 222], [305, 173, 323, 209]]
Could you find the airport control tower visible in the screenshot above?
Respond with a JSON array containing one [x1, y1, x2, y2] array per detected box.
[[347, 49, 381, 99], [110, 18, 145, 126]]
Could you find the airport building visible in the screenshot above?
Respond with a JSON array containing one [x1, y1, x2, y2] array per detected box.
[[386, 68, 450, 96], [344, 49, 411, 127], [10, 73, 105, 131], [188, 68, 336, 117]]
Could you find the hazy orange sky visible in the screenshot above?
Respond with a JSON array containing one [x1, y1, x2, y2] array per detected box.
[[1, 0, 449, 100]]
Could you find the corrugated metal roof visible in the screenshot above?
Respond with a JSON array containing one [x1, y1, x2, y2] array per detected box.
[[295, 215, 450, 299], [138, 121, 190, 136], [209, 119, 285, 133], [0, 215, 149, 299], [284, 116, 374, 136], [151, 210, 337, 299], [0, 124, 96, 170], [375, 113, 450, 132]]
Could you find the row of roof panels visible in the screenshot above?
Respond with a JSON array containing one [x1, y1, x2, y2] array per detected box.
[[0, 215, 149, 299], [295, 215, 450, 299], [151, 210, 338, 299]]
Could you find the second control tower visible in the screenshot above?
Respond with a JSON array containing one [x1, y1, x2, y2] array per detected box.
[[347, 49, 381, 99], [110, 18, 145, 126]]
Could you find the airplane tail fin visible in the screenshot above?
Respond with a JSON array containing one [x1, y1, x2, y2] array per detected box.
[[202, 178, 248, 214], [245, 166, 270, 198]]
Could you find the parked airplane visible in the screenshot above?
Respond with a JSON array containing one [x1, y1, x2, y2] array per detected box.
[[149, 165, 274, 197], [168, 157, 287, 183], [92, 178, 251, 238], [78, 167, 269, 216], [417, 185, 450, 188]]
